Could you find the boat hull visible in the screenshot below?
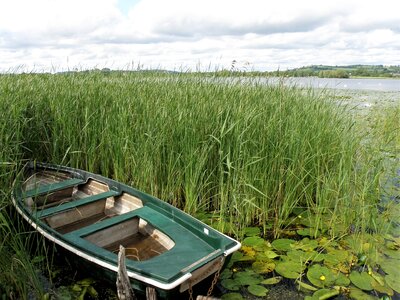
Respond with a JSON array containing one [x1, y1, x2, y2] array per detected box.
[[12, 162, 240, 298]]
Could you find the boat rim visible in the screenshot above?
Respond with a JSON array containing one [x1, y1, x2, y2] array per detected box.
[[11, 163, 241, 290]]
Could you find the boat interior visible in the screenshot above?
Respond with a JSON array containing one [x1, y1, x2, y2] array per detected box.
[[21, 169, 174, 261]]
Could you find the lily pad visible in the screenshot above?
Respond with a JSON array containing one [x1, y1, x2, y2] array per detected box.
[[238, 255, 256, 262], [379, 257, 400, 277], [220, 269, 233, 280], [371, 278, 394, 296], [307, 264, 336, 288], [324, 249, 353, 273], [324, 249, 352, 265], [275, 260, 304, 279], [318, 236, 339, 248], [229, 251, 243, 265], [233, 270, 263, 286], [382, 248, 400, 259], [255, 250, 278, 261], [221, 279, 240, 291], [335, 272, 350, 286], [247, 284, 268, 297], [305, 288, 339, 300], [241, 245, 256, 258], [386, 274, 400, 293], [261, 276, 282, 285], [349, 271, 373, 291], [286, 250, 309, 262], [221, 293, 244, 300], [293, 238, 319, 251], [252, 261, 275, 274], [309, 252, 325, 263], [297, 228, 319, 237], [348, 287, 378, 300], [298, 215, 315, 227], [369, 270, 385, 286], [242, 236, 265, 247], [264, 250, 280, 259], [295, 280, 318, 292], [271, 238, 295, 251], [253, 241, 272, 252], [286, 249, 323, 263], [243, 227, 261, 237]]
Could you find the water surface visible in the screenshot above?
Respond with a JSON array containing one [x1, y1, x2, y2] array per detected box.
[[267, 77, 400, 92]]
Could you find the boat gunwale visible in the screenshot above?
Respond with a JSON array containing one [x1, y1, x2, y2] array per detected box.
[[12, 161, 241, 290], [22, 162, 239, 249]]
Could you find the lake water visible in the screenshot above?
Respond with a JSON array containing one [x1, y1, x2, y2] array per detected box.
[[265, 77, 400, 92]]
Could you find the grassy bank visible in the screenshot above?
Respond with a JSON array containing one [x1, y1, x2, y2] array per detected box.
[[0, 72, 397, 298]]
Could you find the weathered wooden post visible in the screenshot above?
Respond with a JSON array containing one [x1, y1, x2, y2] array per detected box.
[[117, 245, 158, 300], [117, 245, 136, 300], [146, 287, 157, 300]]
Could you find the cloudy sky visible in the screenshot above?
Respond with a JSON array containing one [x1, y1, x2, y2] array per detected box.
[[0, 0, 399, 72]]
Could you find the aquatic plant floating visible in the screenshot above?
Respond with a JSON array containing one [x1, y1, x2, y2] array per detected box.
[[261, 276, 282, 285], [304, 288, 339, 300], [385, 274, 400, 294], [306, 264, 336, 288], [221, 293, 244, 300], [243, 227, 261, 237], [247, 284, 268, 297], [251, 261, 275, 274], [348, 287, 377, 300], [271, 238, 295, 251], [274, 260, 304, 279], [349, 271, 374, 291]]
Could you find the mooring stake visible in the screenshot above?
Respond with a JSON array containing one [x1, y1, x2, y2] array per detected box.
[[146, 287, 157, 300], [117, 245, 136, 300]]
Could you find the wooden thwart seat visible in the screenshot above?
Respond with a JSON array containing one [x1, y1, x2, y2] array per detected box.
[[36, 190, 120, 218], [23, 178, 85, 198]]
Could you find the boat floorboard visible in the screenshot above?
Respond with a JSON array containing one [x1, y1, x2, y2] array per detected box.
[[107, 233, 169, 261], [55, 212, 114, 234]]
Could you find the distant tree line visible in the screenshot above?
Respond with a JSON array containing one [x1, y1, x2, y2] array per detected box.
[[209, 64, 400, 79], [269, 65, 400, 78], [56, 65, 400, 79]]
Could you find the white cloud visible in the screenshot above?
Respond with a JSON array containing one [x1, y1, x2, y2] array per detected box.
[[127, 0, 347, 37], [0, 0, 399, 72]]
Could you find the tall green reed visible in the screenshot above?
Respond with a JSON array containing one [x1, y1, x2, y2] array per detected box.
[[0, 74, 46, 298], [3, 72, 388, 235], [0, 71, 391, 296], [1, 72, 386, 236]]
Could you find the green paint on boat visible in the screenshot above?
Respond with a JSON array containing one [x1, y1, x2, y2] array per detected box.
[[13, 162, 241, 299]]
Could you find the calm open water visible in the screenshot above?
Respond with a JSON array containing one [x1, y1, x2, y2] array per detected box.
[[266, 77, 400, 92]]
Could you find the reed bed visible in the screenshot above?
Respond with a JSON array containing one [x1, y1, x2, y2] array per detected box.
[[0, 71, 392, 297]]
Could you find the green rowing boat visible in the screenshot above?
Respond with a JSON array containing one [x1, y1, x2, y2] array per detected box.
[[12, 162, 241, 298]]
